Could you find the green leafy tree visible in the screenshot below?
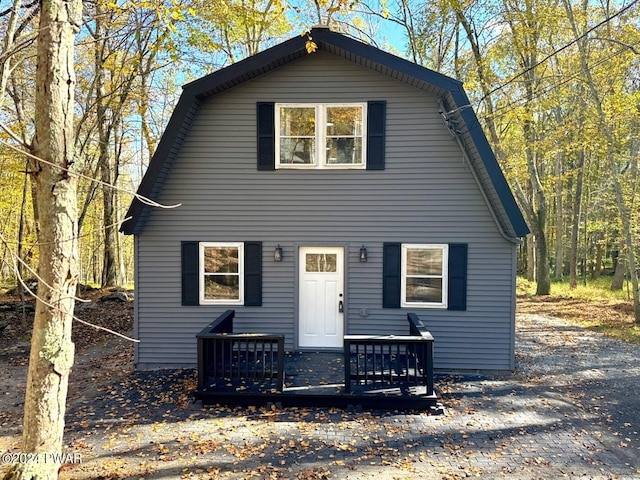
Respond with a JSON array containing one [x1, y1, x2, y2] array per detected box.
[[185, 0, 290, 67]]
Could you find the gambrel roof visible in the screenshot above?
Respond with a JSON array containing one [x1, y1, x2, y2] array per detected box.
[[121, 26, 529, 239]]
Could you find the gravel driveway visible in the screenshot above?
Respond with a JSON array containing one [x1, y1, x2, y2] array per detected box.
[[2, 312, 639, 479], [515, 313, 639, 472]]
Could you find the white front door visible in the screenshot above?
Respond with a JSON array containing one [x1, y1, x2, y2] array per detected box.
[[298, 247, 344, 349]]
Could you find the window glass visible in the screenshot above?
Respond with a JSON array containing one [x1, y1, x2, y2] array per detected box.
[[204, 246, 238, 274], [326, 106, 362, 135], [326, 106, 363, 165], [276, 103, 365, 168], [279, 107, 316, 165], [203, 275, 240, 301], [326, 137, 362, 165], [279, 107, 316, 136], [402, 245, 448, 308], [405, 277, 443, 303], [201, 243, 243, 303], [305, 253, 337, 272], [406, 249, 443, 276]]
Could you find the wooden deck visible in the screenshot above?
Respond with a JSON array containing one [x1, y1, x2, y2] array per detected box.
[[194, 351, 439, 410], [194, 311, 440, 411]]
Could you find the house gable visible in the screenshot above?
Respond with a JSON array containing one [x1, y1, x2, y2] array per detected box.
[[121, 27, 528, 240]]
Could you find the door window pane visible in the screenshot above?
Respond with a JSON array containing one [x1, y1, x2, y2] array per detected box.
[[306, 253, 337, 272]]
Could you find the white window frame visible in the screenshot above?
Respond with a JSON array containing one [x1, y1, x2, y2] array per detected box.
[[199, 242, 244, 305], [401, 244, 448, 309], [275, 103, 367, 169]]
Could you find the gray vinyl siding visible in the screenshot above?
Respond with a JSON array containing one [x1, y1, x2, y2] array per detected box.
[[135, 51, 517, 372]]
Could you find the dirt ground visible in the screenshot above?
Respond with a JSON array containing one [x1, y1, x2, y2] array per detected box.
[[517, 293, 636, 326], [0, 288, 136, 444]]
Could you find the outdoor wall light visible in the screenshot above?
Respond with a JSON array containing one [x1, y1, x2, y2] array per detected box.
[[359, 245, 368, 262], [274, 245, 283, 262]]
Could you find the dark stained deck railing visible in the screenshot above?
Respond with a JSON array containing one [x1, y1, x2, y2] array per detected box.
[[407, 312, 435, 396], [195, 311, 436, 410], [344, 334, 434, 395], [196, 310, 285, 392]]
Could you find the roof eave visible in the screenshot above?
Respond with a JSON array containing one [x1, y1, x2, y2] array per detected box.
[[446, 89, 529, 239], [120, 90, 201, 235]]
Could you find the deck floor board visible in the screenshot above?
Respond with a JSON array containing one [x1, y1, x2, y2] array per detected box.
[[195, 351, 439, 411]]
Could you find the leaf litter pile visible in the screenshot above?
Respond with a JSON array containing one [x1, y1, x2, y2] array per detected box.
[[1, 290, 639, 479], [517, 293, 639, 345]]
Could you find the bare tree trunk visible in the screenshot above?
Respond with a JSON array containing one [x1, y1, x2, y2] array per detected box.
[[0, 0, 26, 111], [116, 192, 127, 284], [453, 23, 461, 79], [7, 74, 41, 248], [101, 153, 119, 286], [526, 234, 535, 281], [29, 173, 40, 242], [450, 2, 501, 149], [563, 0, 640, 322], [592, 232, 603, 280], [450, 1, 553, 296], [533, 225, 550, 294], [611, 244, 626, 290], [554, 150, 564, 279], [137, 57, 156, 177], [3, 0, 81, 478], [77, 162, 100, 232], [138, 66, 157, 163], [398, 0, 420, 64], [522, 120, 550, 295], [519, 8, 549, 295], [16, 165, 29, 303], [92, 6, 119, 288], [569, 150, 585, 289]]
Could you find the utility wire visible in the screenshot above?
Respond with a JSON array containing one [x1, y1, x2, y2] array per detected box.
[[0, 231, 140, 343], [477, 0, 640, 105], [0, 137, 181, 210], [478, 40, 640, 123]]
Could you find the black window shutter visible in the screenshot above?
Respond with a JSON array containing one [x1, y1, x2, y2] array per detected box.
[[257, 102, 275, 170], [367, 101, 386, 170], [383, 242, 401, 308], [244, 241, 262, 306], [448, 243, 468, 311], [182, 241, 199, 306]]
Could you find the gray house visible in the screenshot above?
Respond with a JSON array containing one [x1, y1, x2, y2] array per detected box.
[[121, 27, 529, 374]]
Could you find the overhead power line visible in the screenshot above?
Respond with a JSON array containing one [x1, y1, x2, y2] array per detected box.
[[478, 0, 640, 104], [481, 40, 640, 122]]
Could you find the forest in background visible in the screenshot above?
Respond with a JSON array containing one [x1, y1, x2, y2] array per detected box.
[[0, 2, 638, 476], [1, 0, 639, 302]]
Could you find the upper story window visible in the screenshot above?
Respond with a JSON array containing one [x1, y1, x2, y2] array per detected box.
[[401, 244, 449, 308], [276, 103, 366, 169], [199, 242, 244, 305]]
